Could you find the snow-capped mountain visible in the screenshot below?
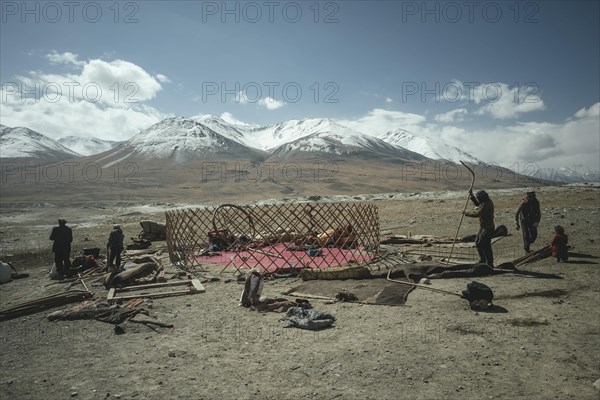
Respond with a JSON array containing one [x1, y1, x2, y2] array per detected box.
[[378, 128, 482, 164], [270, 124, 426, 160], [57, 136, 121, 156], [91, 117, 267, 166], [190, 114, 249, 144], [244, 118, 360, 152], [529, 166, 600, 183], [0, 125, 79, 160]]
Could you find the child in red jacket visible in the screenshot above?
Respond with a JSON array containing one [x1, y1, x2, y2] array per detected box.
[[551, 225, 569, 263]]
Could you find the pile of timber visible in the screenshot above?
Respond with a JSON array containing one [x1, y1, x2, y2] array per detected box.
[[513, 245, 552, 266], [0, 290, 93, 322]]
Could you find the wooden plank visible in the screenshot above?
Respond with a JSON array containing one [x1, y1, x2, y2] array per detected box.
[[110, 289, 192, 301], [191, 279, 206, 293], [116, 280, 191, 292], [107, 279, 206, 302], [284, 291, 335, 301]]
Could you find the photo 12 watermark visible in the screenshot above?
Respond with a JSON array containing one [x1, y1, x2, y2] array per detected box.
[[1, 1, 140, 23], [200, 1, 340, 23], [398, 320, 534, 344], [1, 161, 139, 184], [198, 81, 340, 104], [2, 81, 141, 104], [400, 81, 540, 104], [399, 1, 540, 24], [394, 161, 541, 184], [197, 320, 338, 343], [200, 162, 339, 183]]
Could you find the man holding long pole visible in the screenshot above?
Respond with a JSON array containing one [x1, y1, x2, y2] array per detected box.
[[463, 189, 495, 268]]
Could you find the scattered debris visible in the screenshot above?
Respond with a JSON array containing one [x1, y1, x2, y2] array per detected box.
[[335, 289, 358, 302]]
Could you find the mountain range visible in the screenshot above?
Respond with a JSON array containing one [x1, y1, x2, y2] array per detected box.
[[1, 117, 597, 184]]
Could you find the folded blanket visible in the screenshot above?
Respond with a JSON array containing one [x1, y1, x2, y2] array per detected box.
[[283, 307, 336, 330]]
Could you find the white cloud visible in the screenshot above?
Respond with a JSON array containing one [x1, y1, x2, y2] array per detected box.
[[471, 82, 545, 119], [78, 58, 163, 103], [14, 55, 165, 107], [335, 103, 599, 170], [337, 108, 426, 135], [257, 96, 286, 110], [46, 51, 85, 66], [434, 108, 467, 123], [574, 102, 600, 119], [1, 53, 169, 140], [439, 117, 599, 169], [385, 97, 393, 103], [219, 112, 256, 127], [1, 95, 166, 141], [235, 90, 286, 110], [156, 74, 171, 83]]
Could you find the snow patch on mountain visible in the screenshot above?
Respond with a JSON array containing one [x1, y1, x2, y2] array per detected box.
[[379, 128, 482, 164], [271, 124, 424, 159], [58, 136, 121, 156], [190, 114, 249, 143], [244, 118, 359, 151], [528, 165, 600, 183], [0, 125, 79, 159]]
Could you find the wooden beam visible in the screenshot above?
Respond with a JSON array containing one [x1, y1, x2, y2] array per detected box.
[[109, 289, 192, 301], [116, 280, 194, 292], [191, 279, 205, 293], [107, 279, 205, 302], [386, 270, 462, 297]]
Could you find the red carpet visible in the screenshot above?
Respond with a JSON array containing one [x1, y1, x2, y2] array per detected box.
[[197, 243, 374, 273]]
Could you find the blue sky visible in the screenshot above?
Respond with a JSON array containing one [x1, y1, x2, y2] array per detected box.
[[1, 0, 599, 169]]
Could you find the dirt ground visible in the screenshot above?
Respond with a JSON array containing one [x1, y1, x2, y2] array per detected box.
[[0, 184, 599, 400]]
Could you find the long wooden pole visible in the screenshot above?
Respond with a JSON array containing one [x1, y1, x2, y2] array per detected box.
[[446, 161, 476, 267], [386, 270, 462, 297]]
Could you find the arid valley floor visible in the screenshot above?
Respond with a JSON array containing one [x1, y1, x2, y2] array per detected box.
[[0, 184, 599, 400]]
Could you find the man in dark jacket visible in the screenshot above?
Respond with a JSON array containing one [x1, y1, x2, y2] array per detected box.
[[463, 189, 495, 268], [50, 218, 73, 278], [515, 191, 541, 253], [107, 224, 125, 269]]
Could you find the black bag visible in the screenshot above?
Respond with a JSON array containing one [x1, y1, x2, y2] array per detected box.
[[493, 224, 508, 238], [83, 248, 101, 259], [461, 281, 493, 303]]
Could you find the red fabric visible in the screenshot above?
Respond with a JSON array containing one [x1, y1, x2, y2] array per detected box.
[[197, 243, 374, 273]]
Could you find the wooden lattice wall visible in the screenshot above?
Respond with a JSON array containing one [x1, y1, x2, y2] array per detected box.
[[165, 202, 380, 272]]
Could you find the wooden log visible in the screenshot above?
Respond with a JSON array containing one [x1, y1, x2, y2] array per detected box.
[[513, 245, 551, 265], [116, 280, 195, 292], [386, 270, 462, 297], [108, 279, 205, 302], [284, 291, 335, 301], [110, 289, 192, 301], [0, 290, 93, 321]]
